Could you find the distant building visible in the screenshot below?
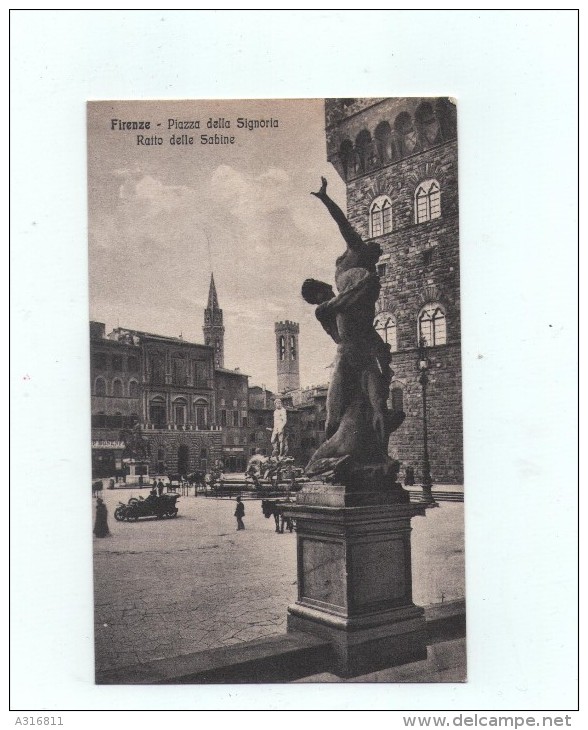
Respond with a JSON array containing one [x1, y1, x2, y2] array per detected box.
[[275, 320, 300, 393], [324, 97, 463, 484], [90, 276, 247, 477]]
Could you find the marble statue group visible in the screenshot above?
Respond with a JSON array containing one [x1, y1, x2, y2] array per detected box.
[[301, 178, 405, 491]]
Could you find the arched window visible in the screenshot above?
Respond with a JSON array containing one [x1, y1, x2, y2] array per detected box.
[[129, 380, 139, 398], [374, 313, 398, 352], [173, 398, 187, 426], [415, 102, 442, 146], [339, 139, 354, 178], [94, 377, 106, 397], [369, 195, 393, 237], [149, 396, 166, 428], [418, 304, 447, 347], [279, 336, 285, 361], [194, 399, 209, 428], [112, 379, 123, 397], [415, 179, 441, 223], [394, 112, 419, 155], [355, 129, 372, 173], [390, 386, 404, 413], [374, 121, 394, 163], [435, 98, 457, 140], [290, 336, 297, 360]]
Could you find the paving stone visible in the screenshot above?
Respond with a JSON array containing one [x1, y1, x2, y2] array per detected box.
[[93, 490, 464, 674]]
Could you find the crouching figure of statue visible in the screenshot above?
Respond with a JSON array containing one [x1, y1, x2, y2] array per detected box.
[[301, 178, 406, 494]]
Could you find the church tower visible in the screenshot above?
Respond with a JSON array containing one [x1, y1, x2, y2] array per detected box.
[[275, 320, 300, 393], [203, 274, 225, 368]]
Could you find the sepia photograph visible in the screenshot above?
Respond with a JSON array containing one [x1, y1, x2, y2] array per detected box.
[[10, 9, 578, 717], [88, 97, 465, 684]]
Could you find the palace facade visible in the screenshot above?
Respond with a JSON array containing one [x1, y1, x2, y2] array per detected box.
[[324, 97, 463, 484]]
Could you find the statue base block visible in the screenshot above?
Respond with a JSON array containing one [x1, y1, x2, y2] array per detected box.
[[282, 482, 427, 677]]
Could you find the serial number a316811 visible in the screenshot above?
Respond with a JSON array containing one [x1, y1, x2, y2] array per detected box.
[[15, 718, 63, 725]]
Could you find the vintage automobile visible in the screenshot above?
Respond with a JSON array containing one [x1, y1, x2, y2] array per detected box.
[[114, 493, 179, 521]]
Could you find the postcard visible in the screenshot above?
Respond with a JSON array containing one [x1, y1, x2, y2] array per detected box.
[[87, 97, 465, 685]]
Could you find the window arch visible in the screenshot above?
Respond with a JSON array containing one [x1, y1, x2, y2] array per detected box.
[[149, 396, 166, 428], [369, 195, 393, 237], [339, 139, 354, 178], [374, 312, 398, 352], [129, 380, 139, 398], [194, 398, 209, 428], [415, 102, 442, 146], [414, 179, 441, 223], [435, 98, 457, 140], [390, 385, 404, 413], [418, 304, 447, 347], [173, 397, 187, 426], [279, 336, 285, 361], [374, 121, 394, 163], [290, 336, 297, 360], [355, 129, 372, 173], [112, 379, 124, 397], [94, 377, 106, 397], [394, 112, 419, 155]]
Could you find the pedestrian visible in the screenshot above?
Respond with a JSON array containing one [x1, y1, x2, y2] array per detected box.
[[405, 465, 415, 487], [93, 497, 110, 538], [234, 496, 245, 530], [157, 479, 164, 496]]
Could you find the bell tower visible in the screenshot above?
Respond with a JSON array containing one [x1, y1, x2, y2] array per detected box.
[[275, 320, 300, 393], [203, 273, 225, 368]]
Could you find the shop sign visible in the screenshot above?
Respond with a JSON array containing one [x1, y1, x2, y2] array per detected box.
[[92, 440, 125, 449]]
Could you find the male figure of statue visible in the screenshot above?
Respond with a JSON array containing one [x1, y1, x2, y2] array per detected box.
[[271, 398, 288, 458]]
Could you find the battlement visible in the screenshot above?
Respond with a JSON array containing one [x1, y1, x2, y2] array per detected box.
[[275, 320, 300, 333]]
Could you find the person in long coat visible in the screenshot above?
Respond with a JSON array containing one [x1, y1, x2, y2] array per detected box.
[[93, 497, 110, 538]]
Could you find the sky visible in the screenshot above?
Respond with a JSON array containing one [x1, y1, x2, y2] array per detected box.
[[88, 99, 347, 391]]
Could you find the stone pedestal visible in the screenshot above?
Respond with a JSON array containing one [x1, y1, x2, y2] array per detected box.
[[282, 482, 426, 677], [124, 459, 149, 486]]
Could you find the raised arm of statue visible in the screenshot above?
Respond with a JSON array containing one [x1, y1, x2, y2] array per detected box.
[[311, 177, 364, 252]]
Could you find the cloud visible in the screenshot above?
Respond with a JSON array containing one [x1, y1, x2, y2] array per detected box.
[[117, 173, 198, 216], [210, 165, 291, 219]]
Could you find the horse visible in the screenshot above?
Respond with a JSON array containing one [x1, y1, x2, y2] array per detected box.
[[166, 474, 183, 492], [261, 499, 294, 534], [92, 480, 104, 497], [186, 471, 206, 489]]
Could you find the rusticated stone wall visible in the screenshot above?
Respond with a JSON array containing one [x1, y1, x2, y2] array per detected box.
[[325, 99, 463, 484]]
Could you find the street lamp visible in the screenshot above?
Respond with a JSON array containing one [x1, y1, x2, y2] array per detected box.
[[417, 339, 438, 508]]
